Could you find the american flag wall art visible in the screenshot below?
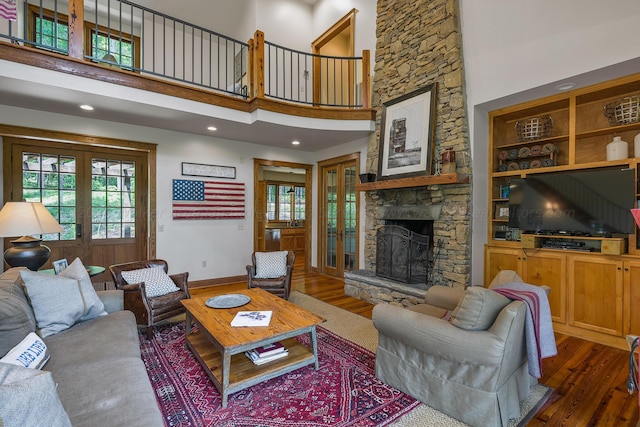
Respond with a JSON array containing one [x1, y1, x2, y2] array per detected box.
[[0, 0, 17, 21], [172, 179, 245, 220]]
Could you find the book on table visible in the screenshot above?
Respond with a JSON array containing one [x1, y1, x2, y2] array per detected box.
[[230, 311, 273, 327], [245, 342, 288, 365]]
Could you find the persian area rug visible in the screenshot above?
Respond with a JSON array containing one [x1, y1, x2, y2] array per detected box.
[[139, 322, 420, 427]]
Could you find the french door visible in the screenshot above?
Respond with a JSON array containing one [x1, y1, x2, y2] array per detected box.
[[319, 153, 359, 277], [3, 136, 151, 278]]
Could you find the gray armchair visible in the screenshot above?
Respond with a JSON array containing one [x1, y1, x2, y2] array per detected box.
[[372, 271, 548, 426]]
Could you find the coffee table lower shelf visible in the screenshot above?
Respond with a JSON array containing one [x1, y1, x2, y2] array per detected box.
[[185, 331, 317, 406]]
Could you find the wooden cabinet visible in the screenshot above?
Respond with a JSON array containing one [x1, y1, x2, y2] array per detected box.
[[485, 246, 635, 348], [280, 228, 305, 254], [624, 260, 640, 337], [522, 251, 567, 324], [485, 246, 567, 324], [567, 255, 623, 337]]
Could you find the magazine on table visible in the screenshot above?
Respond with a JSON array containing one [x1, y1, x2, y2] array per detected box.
[[245, 349, 289, 365], [230, 311, 273, 327]]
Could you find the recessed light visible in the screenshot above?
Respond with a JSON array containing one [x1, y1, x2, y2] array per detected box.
[[555, 82, 576, 91], [80, 104, 94, 111], [207, 126, 217, 131], [291, 140, 300, 145]]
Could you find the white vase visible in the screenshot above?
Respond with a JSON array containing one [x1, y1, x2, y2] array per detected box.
[[635, 133, 640, 158], [606, 136, 628, 161]]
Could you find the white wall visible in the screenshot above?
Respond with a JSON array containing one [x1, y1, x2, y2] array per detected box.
[[0, 104, 321, 281], [459, 0, 640, 284]]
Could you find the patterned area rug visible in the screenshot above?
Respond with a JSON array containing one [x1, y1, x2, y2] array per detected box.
[[139, 322, 420, 427]]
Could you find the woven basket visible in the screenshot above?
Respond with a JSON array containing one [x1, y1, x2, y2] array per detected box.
[[604, 94, 640, 126], [515, 116, 553, 142]]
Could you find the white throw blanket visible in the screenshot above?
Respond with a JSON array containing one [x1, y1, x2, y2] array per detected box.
[[493, 281, 557, 378]]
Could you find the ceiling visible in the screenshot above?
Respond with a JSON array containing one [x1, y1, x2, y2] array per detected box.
[[0, 61, 373, 152]]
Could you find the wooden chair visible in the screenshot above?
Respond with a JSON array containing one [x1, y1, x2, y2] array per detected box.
[[109, 259, 189, 339], [246, 251, 295, 300]]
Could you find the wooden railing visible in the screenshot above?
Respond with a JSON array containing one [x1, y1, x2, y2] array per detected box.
[[0, 0, 370, 109]]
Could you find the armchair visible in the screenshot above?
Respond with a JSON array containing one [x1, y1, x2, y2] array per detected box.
[[109, 259, 189, 339], [246, 251, 295, 300], [372, 271, 549, 427]]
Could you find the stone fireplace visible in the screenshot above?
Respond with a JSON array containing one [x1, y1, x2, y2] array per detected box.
[[345, 0, 471, 307]]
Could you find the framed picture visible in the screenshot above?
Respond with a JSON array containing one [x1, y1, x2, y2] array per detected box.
[[494, 203, 510, 220], [53, 258, 68, 275], [377, 83, 438, 180], [181, 162, 236, 179]]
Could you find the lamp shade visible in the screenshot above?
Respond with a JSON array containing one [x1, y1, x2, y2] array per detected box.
[[0, 202, 63, 270], [0, 202, 63, 237]]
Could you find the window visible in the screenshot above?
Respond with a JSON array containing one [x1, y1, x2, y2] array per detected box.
[[91, 159, 136, 239], [28, 6, 140, 70], [88, 27, 138, 69], [266, 183, 305, 222], [22, 152, 76, 241], [29, 6, 69, 52]]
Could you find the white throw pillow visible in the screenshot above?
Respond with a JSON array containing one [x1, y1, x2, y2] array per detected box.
[[61, 257, 107, 321], [121, 266, 180, 297], [19, 271, 85, 338], [0, 362, 72, 427], [254, 251, 288, 279], [0, 332, 49, 370]]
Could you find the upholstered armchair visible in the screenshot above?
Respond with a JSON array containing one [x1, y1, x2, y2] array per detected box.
[[246, 251, 295, 300], [109, 259, 189, 338], [372, 271, 551, 427]]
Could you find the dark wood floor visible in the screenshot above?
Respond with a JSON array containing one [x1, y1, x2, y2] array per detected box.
[[192, 266, 639, 426]]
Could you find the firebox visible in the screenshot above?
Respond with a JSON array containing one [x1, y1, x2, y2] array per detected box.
[[375, 224, 431, 284]]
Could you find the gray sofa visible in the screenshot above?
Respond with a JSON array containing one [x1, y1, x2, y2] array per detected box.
[[0, 267, 163, 426]]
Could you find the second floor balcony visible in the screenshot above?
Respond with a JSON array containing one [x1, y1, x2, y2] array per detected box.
[[0, 0, 375, 149]]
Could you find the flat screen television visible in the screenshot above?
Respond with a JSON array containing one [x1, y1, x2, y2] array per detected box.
[[508, 168, 636, 236]]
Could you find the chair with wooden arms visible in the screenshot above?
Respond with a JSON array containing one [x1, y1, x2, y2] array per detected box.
[[246, 251, 295, 300], [109, 259, 189, 339]]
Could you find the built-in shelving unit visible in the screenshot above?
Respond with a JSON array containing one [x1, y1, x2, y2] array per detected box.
[[484, 71, 640, 350]]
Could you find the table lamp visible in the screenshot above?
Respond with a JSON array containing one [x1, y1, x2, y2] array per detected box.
[[0, 202, 64, 270]]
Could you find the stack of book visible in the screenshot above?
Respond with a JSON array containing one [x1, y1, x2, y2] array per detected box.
[[245, 342, 288, 365]]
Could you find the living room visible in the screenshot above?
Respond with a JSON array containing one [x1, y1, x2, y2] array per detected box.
[[1, 0, 640, 426]]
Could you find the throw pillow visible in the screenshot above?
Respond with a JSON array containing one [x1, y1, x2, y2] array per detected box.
[[0, 267, 37, 358], [120, 266, 180, 297], [0, 332, 49, 369], [450, 286, 511, 331], [60, 257, 107, 321], [254, 251, 288, 279], [0, 362, 72, 427], [19, 271, 85, 338]]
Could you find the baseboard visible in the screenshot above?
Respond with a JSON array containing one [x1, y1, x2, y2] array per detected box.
[[189, 275, 246, 289]]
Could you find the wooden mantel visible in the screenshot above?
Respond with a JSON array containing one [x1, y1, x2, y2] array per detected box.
[[355, 172, 469, 192]]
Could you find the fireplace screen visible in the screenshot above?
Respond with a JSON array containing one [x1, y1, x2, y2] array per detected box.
[[376, 225, 429, 284]]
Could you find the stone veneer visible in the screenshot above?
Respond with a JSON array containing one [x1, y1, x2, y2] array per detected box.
[[349, 0, 472, 305]]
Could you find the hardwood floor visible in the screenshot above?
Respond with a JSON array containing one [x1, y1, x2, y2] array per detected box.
[[191, 266, 639, 426]]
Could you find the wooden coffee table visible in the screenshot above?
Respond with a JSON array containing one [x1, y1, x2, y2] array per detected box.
[[181, 288, 324, 407]]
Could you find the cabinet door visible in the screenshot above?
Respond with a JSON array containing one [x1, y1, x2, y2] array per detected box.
[[568, 256, 623, 337], [522, 251, 566, 324], [624, 260, 640, 336], [484, 246, 523, 286]]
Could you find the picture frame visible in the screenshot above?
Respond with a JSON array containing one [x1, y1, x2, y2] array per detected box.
[[53, 258, 68, 275], [377, 83, 438, 180], [181, 162, 236, 179], [494, 203, 510, 220]]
